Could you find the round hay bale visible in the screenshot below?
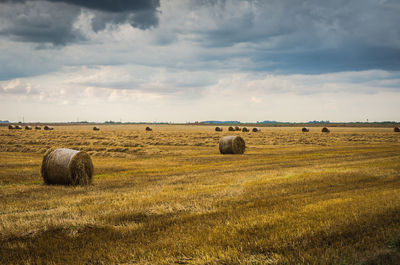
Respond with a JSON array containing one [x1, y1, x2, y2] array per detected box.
[[394, 127, 400, 132], [322, 127, 330, 133], [219, 136, 246, 154], [235, 126, 241, 131], [25, 125, 32, 130], [41, 148, 93, 185], [252, 127, 260, 132], [228, 126, 235, 131], [35, 126, 41, 130], [215, 126, 223, 132], [145, 126, 152, 131], [15, 125, 22, 129], [242, 127, 249, 132], [8, 125, 16, 130], [44, 125, 53, 131], [93, 126, 100, 131], [302, 127, 309, 132]]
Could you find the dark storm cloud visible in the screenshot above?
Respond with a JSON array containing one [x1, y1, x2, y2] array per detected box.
[[0, 1, 84, 45], [0, 0, 159, 12], [248, 46, 400, 74], [0, 0, 399, 79], [188, 0, 400, 73], [0, 0, 160, 45], [90, 8, 159, 32], [49, 0, 159, 13]]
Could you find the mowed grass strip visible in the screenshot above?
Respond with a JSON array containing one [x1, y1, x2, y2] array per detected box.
[[0, 125, 400, 264]]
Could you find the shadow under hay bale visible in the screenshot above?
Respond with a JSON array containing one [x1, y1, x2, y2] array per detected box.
[[146, 126, 152, 131], [25, 125, 32, 130], [8, 125, 16, 130], [235, 126, 241, 131], [215, 126, 223, 132], [394, 127, 400, 132], [302, 127, 309, 132], [242, 127, 249, 132], [35, 126, 41, 130], [93, 126, 100, 131], [44, 125, 53, 131], [252, 127, 261, 132], [228, 126, 235, 131], [219, 136, 246, 154], [41, 148, 93, 185], [322, 127, 330, 133]]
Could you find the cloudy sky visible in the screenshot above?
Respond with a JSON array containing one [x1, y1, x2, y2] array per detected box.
[[1, 0, 399, 123]]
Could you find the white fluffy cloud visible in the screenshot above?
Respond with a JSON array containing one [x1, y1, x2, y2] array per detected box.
[[1, 66, 399, 122]]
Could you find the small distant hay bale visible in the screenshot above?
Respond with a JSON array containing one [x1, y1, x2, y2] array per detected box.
[[302, 127, 309, 132], [252, 128, 261, 132], [93, 126, 100, 131], [219, 136, 246, 154], [35, 126, 41, 130], [394, 127, 400, 132], [15, 125, 22, 129], [44, 125, 53, 131], [322, 127, 330, 133], [242, 127, 249, 132], [228, 126, 235, 131], [145, 126, 152, 131], [8, 125, 16, 130], [25, 125, 32, 130], [235, 126, 241, 131], [215, 126, 223, 132], [41, 148, 93, 185]]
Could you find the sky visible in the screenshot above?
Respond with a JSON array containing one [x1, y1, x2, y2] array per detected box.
[[1, 0, 400, 123]]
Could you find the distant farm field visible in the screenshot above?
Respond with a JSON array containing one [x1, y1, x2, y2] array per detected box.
[[1, 125, 399, 264]]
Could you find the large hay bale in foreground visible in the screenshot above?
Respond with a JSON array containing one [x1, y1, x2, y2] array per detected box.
[[302, 127, 309, 132], [228, 126, 235, 131], [35, 126, 41, 130], [25, 125, 32, 130], [146, 126, 152, 131], [15, 125, 22, 129], [234, 126, 241, 131], [93, 126, 100, 131], [44, 125, 53, 131], [394, 127, 400, 132], [322, 127, 330, 133], [219, 136, 245, 154], [252, 127, 260, 132], [41, 148, 93, 185], [215, 126, 223, 132], [242, 127, 249, 132], [8, 125, 16, 130]]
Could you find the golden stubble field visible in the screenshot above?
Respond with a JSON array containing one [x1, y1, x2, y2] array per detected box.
[[0, 125, 400, 265]]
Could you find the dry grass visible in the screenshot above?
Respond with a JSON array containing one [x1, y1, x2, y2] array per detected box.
[[0, 125, 400, 264]]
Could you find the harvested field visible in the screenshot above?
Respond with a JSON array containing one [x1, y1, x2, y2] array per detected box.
[[0, 125, 399, 264]]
